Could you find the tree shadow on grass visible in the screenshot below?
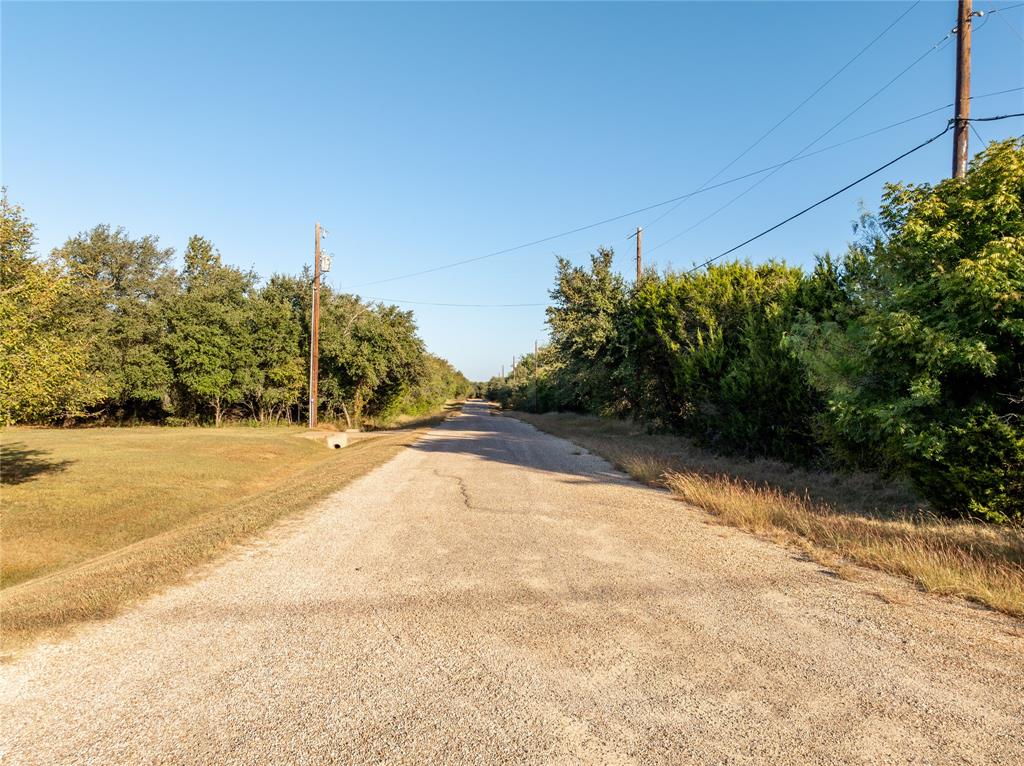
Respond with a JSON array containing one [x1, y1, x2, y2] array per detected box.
[[0, 443, 74, 485]]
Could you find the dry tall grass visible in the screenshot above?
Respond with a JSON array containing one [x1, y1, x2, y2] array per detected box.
[[665, 471, 1024, 616], [512, 412, 1024, 619]]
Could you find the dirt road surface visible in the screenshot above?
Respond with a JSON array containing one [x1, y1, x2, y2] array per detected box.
[[2, 402, 1022, 764]]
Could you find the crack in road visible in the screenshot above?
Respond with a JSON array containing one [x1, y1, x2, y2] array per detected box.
[[433, 469, 473, 511]]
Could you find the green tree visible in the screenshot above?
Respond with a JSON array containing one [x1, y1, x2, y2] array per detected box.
[[546, 248, 630, 413], [390, 354, 472, 417], [0, 194, 98, 423], [50, 224, 177, 419], [182, 234, 221, 286], [792, 138, 1024, 522], [318, 295, 425, 428], [237, 290, 305, 423], [629, 260, 822, 460], [165, 237, 256, 425]]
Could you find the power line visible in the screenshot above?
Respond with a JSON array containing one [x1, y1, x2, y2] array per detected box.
[[683, 124, 953, 274], [348, 193, 722, 289], [683, 112, 1022, 276], [973, 0, 1024, 34], [647, 24, 959, 256], [970, 85, 1024, 98], [646, 90, 1021, 201], [793, 87, 1022, 154], [641, 0, 922, 232], [997, 12, 1024, 40], [349, 90, 1021, 291], [977, 1, 1024, 38], [970, 111, 1024, 121], [351, 9, 926, 291], [361, 296, 545, 307], [972, 0, 1024, 37], [549, 86, 1023, 264], [987, 1, 1024, 12], [355, 112, 1022, 309]]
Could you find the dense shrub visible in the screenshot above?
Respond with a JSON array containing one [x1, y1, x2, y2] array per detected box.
[[535, 252, 837, 462], [628, 261, 833, 462], [499, 139, 1023, 522], [545, 248, 631, 415], [792, 139, 1024, 522]]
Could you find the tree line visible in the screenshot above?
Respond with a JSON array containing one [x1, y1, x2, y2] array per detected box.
[[1, 199, 471, 429], [488, 138, 1023, 524]]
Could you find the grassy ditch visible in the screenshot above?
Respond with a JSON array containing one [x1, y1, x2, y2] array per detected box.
[[510, 411, 1024, 619], [0, 424, 433, 653]]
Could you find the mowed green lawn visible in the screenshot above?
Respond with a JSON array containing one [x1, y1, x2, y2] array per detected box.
[[1, 427, 335, 588]]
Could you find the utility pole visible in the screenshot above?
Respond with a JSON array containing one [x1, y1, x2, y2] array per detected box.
[[628, 226, 643, 282], [308, 222, 322, 429], [635, 226, 642, 282], [953, 0, 973, 178], [533, 339, 539, 412]]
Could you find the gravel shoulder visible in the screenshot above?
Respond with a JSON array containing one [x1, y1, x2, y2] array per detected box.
[[1, 402, 1021, 765]]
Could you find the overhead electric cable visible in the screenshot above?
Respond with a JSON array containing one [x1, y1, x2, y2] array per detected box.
[[361, 296, 545, 307], [997, 13, 1024, 40], [794, 88, 1022, 152], [641, 1, 922, 231], [969, 111, 1024, 121], [683, 124, 954, 274], [647, 23, 960, 255], [683, 112, 1023, 276], [646, 91, 1022, 197], [349, 194, 722, 288], [357, 116, 1019, 311], [349, 93, 1022, 291], [549, 86, 1022, 263], [979, 1, 1024, 38]]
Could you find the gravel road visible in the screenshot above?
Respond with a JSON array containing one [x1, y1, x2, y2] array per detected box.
[[2, 402, 1022, 765]]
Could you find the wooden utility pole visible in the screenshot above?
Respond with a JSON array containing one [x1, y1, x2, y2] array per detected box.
[[533, 339, 539, 411], [628, 226, 643, 282], [308, 222, 322, 429], [635, 226, 643, 282], [953, 0, 973, 178]]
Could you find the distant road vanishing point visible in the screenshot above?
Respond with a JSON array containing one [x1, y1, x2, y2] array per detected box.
[[2, 402, 1021, 764]]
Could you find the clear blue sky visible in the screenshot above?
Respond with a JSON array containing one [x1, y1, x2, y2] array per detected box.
[[3, 1, 1022, 380]]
